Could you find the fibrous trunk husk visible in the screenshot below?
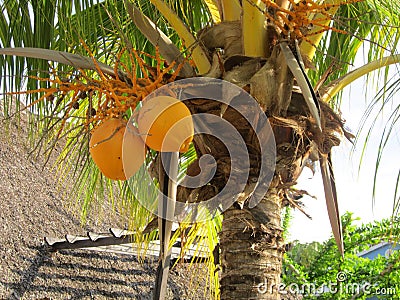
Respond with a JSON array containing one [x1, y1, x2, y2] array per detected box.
[[220, 189, 285, 300]]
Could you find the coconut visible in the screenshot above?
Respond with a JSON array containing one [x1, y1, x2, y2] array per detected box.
[[137, 96, 194, 153], [89, 118, 146, 180]]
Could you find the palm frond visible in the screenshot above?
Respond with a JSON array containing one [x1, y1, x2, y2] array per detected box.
[[309, 0, 400, 88], [124, 0, 195, 77], [242, 0, 267, 57], [309, 0, 400, 222], [0, 47, 115, 75], [320, 54, 400, 102], [220, 0, 241, 21], [393, 170, 400, 217], [354, 75, 400, 211], [202, 0, 222, 23], [281, 41, 322, 131], [149, 0, 211, 73]]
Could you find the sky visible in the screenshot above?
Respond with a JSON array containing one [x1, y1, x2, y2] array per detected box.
[[289, 51, 400, 243]]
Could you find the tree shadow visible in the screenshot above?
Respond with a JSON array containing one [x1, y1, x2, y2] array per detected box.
[[5, 245, 49, 299], [2, 244, 185, 299]]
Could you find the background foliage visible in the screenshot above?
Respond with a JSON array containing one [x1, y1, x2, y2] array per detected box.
[[284, 213, 400, 299]]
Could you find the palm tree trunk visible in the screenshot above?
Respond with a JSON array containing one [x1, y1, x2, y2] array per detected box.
[[190, 21, 329, 300], [220, 189, 285, 300]]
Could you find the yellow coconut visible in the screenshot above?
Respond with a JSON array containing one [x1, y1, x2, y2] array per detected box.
[[137, 96, 194, 152], [89, 118, 146, 180]]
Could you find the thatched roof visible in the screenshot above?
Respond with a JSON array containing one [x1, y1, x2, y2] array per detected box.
[[0, 111, 208, 299]]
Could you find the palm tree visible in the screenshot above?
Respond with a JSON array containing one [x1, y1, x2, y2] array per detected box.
[[1, 0, 399, 299]]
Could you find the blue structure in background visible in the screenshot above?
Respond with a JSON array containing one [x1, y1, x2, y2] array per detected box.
[[357, 242, 400, 300], [358, 241, 400, 260]]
